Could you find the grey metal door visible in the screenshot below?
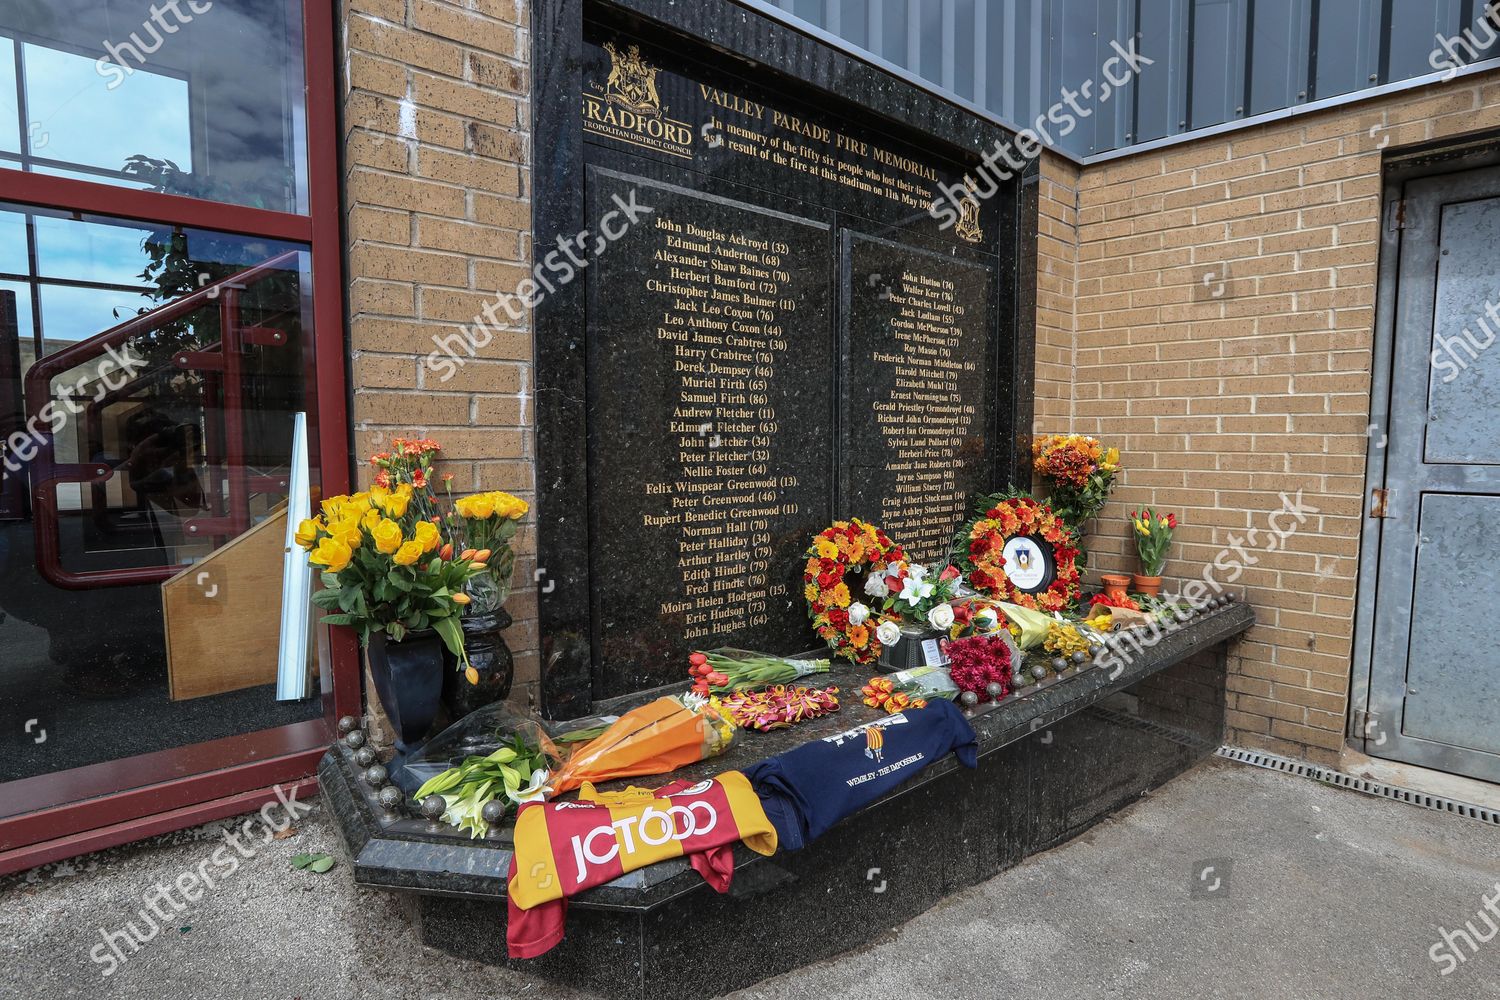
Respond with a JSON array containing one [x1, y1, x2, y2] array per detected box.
[[1362, 166, 1500, 783]]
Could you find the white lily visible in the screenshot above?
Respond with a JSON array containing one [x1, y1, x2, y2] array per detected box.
[[508, 768, 553, 805], [900, 574, 934, 607]]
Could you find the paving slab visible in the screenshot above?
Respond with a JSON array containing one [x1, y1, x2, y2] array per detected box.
[[3, 758, 1497, 999]]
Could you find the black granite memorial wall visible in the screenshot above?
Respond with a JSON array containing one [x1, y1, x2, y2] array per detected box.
[[535, 0, 1036, 715]]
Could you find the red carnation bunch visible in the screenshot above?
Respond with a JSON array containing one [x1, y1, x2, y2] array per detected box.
[[946, 634, 1013, 702]]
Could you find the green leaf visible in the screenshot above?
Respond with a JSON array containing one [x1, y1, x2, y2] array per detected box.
[[290, 853, 315, 870], [308, 855, 336, 874], [319, 613, 358, 626], [414, 768, 465, 799], [433, 615, 466, 661]]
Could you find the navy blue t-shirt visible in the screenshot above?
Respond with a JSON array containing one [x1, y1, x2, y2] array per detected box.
[[742, 699, 978, 851]]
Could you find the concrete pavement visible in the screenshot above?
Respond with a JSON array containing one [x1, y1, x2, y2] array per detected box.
[[3, 757, 1497, 999]]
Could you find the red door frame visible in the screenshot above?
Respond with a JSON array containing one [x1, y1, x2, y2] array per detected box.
[[0, 0, 358, 874]]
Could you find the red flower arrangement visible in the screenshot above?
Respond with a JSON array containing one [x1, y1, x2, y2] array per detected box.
[[946, 634, 1013, 702], [956, 496, 1079, 612], [1089, 591, 1139, 612], [802, 519, 906, 664]]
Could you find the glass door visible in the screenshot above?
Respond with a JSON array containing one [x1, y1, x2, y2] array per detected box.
[[0, 0, 354, 870]]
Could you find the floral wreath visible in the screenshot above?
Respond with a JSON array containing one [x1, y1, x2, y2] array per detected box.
[[802, 519, 906, 664], [955, 494, 1079, 612]]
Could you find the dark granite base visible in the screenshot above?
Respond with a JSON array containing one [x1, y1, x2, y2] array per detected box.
[[322, 605, 1252, 998]]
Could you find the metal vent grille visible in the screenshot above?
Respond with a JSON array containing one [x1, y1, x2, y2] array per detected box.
[[1216, 746, 1500, 827]]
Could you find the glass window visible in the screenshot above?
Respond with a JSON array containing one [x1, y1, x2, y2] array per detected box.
[[0, 1, 309, 212], [23, 41, 192, 178], [0, 201, 321, 785], [0, 39, 18, 155]]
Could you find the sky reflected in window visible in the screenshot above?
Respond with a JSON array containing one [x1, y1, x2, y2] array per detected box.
[[39, 284, 151, 346], [0, 40, 17, 155], [33, 214, 156, 287], [22, 42, 190, 176]]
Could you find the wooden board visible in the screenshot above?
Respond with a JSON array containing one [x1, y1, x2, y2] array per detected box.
[[162, 506, 302, 700]]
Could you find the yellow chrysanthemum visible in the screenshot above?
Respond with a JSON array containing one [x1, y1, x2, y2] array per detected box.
[[803, 582, 820, 603]]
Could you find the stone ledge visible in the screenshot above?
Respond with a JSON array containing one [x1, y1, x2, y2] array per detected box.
[[322, 601, 1254, 908]]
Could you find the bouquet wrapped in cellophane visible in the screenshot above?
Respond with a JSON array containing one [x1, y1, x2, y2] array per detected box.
[[548, 694, 734, 796]]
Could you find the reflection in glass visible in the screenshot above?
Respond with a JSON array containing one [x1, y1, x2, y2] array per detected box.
[[0, 39, 18, 154], [0, 201, 321, 785], [22, 42, 191, 178], [0, 1, 308, 212], [34, 214, 159, 288]]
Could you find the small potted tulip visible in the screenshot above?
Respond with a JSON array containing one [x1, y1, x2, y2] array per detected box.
[[1130, 508, 1177, 598]]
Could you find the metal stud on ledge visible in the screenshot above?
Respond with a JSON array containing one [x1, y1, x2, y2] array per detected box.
[[377, 786, 404, 812], [337, 715, 359, 736], [354, 746, 378, 768], [420, 795, 447, 820], [363, 765, 388, 788], [344, 730, 366, 750], [480, 801, 507, 825]]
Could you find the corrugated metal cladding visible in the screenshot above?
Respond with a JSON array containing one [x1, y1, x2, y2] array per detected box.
[[759, 0, 1500, 158]]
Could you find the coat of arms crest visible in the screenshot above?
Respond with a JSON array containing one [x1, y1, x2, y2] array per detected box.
[[954, 188, 984, 244], [602, 42, 662, 116]]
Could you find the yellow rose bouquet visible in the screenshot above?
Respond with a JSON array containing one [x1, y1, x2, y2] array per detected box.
[[296, 482, 490, 666], [446, 490, 528, 614]]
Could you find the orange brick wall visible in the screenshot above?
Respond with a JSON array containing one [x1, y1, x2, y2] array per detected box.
[[1041, 70, 1500, 765], [341, 0, 541, 706], [1035, 153, 1081, 436]]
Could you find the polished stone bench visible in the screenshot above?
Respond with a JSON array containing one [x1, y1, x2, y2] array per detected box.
[[321, 601, 1254, 998]]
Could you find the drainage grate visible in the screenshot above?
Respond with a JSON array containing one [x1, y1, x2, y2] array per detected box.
[[1215, 746, 1500, 826]]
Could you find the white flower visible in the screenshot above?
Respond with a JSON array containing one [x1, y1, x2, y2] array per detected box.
[[974, 607, 999, 632], [848, 602, 870, 626], [508, 768, 552, 805], [899, 574, 935, 607], [906, 564, 929, 582], [864, 572, 888, 598], [876, 620, 902, 646], [928, 603, 955, 630]]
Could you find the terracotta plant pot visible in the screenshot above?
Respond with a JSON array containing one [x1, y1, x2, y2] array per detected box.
[[1131, 574, 1162, 598], [1099, 573, 1132, 602]]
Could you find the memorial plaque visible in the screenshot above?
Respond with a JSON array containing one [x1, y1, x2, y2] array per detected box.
[[539, 12, 1022, 707], [585, 169, 833, 693], [841, 233, 995, 564]]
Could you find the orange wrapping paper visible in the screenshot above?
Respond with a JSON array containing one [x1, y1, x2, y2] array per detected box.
[[548, 696, 734, 796]]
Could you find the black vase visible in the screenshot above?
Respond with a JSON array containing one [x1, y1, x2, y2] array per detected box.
[[442, 608, 515, 719], [365, 629, 445, 763]]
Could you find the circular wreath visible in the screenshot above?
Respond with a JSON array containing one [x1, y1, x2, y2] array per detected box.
[[956, 495, 1079, 612], [802, 518, 906, 664]]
